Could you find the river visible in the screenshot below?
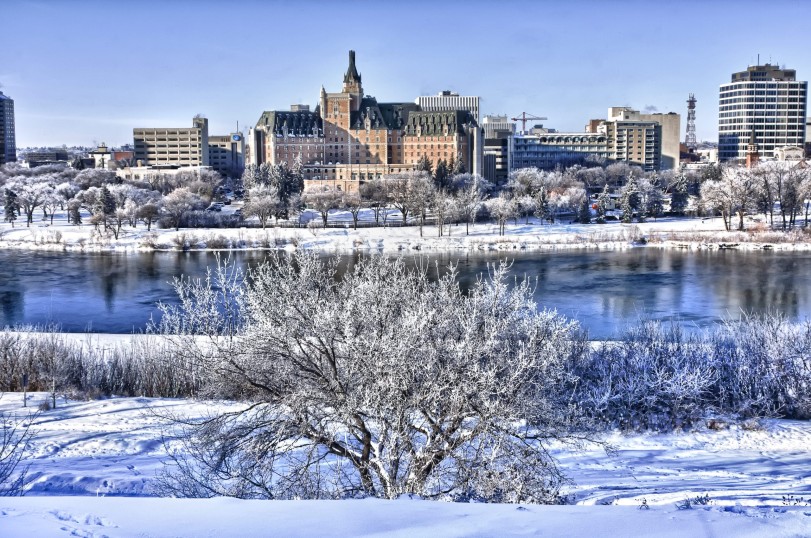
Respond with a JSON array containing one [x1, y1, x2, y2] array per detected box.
[[1, 249, 809, 338]]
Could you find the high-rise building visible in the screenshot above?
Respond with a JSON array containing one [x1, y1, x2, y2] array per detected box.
[[134, 116, 209, 167], [718, 63, 808, 162], [415, 91, 480, 125], [806, 116, 811, 157], [481, 115, 514, 184], [0, 91, 16, 166], [253, 51, 481, 192]]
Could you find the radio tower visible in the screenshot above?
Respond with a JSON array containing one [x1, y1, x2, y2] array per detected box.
[[685, 94, 697, 151]]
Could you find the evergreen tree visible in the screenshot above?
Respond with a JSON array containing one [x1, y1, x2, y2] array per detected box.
[[452, 152, 465, 175], [3, 189, 19, 228], [596, 185, 610, 223], [670, 174, 689, 215], [68, 201, 82, 225], [532, 186, 550, 224], [620, 178, 640, 223], [416, 155, 433, 175], [577, 196, 592, 224], [434, 159, 449, 189]]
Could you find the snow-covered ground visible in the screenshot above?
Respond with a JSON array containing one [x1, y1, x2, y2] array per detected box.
[[1, 205, 809, 254], [2, 393, 811, 537]]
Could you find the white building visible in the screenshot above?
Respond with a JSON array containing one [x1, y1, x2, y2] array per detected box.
[[718, 64, 808, 162], [415, 91, 480, 125]]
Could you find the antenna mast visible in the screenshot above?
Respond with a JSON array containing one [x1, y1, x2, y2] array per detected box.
[[685, 94, 697, 151]]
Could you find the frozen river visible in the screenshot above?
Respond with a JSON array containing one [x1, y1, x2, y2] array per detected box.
[[2, 248, 810, 338]]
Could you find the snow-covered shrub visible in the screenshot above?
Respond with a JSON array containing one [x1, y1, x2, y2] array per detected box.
[[575, 322, 715, 430], [153, 253, 593, 503], [0, 409, 33, 496]]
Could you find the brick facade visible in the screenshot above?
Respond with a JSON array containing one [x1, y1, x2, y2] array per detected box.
[[253, 51, 478, 192]]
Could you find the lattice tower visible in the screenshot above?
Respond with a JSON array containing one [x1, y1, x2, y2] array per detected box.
[[685, 94, 697, 150]]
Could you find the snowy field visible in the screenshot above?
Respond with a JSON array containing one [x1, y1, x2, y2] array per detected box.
[[2, 393, 811, 537], [1, 204, 809, 254]]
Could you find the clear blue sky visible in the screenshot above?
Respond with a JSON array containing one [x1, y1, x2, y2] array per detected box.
[[2, 0, 809, 147]]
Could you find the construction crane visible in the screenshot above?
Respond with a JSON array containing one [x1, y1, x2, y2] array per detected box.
[[511, 112, 548, 132]]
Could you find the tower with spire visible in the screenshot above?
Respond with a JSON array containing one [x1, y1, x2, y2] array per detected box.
[[746, 127, 759, 168], [342, 50, 363, 113]]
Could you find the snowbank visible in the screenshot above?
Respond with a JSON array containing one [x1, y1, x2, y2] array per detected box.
[[2, 496, 809, 538], [1, 394, 811, 536]]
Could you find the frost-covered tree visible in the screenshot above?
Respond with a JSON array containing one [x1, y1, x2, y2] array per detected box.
[[453, 174, 491, 235], [668, 173, 689, 216], [6, 178, 52, 227], [619, 177, 640, 223], [486, 193, 517, 236], [162, 188, 205, 230], [153, 253, 590, 503], [301, 186, 342, 228], [244, 185, 282, 229], [700, 166, 760, 231], [342, 191, 364, 230], [0, 409, 33, 496], [359, 179, 389, 224], [137, 203, 160, 231]]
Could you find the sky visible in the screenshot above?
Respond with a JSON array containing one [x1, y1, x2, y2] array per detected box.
[[1, 0, 809, 148]]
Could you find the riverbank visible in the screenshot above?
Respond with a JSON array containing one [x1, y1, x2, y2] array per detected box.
[[2, 212, 810, 253]]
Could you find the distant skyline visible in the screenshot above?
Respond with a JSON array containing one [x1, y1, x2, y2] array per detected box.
[[1, 0, 810, 147]]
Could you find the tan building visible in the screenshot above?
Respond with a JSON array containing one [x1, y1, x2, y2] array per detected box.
[[606, 107, 680, 170], [253, 51, 479, 192], [134, 116, 209, 167], [208, 133, 245, 178]]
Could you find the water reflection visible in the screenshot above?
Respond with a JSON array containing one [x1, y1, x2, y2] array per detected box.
[[0, 249, 809, 337]]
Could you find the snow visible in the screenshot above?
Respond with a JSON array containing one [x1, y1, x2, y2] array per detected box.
[[2, 205, 809, 254], [2, 393, 811, 536]]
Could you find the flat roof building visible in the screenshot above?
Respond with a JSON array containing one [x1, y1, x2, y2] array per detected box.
[[208, 133, 245, 178], [0, 91, 16, 166], [719, 63, 808, 162], [416, 91, 480, 125], [134, 116, 209, 167]]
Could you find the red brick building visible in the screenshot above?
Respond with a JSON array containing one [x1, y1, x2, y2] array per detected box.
[[252, 51, 479, 192]]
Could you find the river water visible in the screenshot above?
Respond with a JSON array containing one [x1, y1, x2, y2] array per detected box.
[[1, 249, 809, 338]]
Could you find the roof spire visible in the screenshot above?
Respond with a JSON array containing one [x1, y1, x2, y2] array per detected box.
[[344, 50, 361, 85]]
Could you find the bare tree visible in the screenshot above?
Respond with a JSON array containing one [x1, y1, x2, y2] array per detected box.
[[0, 404, 33, 496], [302, 186, 342, 228], [359, 179, 388, 224], [244, 185, 282, 229], [454, 174, 490, 235], [154, 253, 591, 503], [342, 191, 364, 230], [162, 188, 205, 231], [486, 194, 517, 236]]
